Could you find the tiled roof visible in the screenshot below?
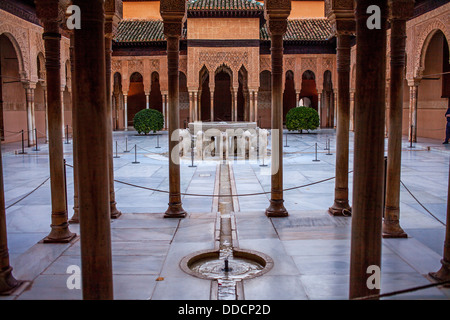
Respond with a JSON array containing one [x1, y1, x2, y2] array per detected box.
[[114, 18, 333, 44], [187, 0, 264, 11], [261, 19, 333, 42]]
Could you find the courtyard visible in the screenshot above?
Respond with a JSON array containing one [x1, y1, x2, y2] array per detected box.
[[1, 128, 449, 300]]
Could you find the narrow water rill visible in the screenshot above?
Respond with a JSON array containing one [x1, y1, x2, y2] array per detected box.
[[180, 164, 273, 300]]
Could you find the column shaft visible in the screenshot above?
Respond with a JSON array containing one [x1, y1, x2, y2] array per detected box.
[[329, 34, 352, 216], [73, 0, 113, 299], [164, 35, 186, 218], [383, 18, 408, 238], [266, 33, 288, 217], [42, 22, 75, 243], [123, 94, 128, 131], [349, 0, 387, 300], [105, 37, 121, 219], [25, 86, 36, 147]]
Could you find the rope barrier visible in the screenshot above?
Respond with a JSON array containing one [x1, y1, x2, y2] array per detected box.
[[5, 176, 50, 210], [64, 162, 345, 197], [353, 279, 450, 300], [400, 180, 446, 226]]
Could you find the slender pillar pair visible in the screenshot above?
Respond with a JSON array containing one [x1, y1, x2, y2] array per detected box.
[[24, 83, 36, 147], [349, 0, 388, 299], [123, 93, 128, 131], [408, 81, 419, 142], [264, 0, 290, 217], [210, 87, 214, 121], [383, 0, 414, 238]]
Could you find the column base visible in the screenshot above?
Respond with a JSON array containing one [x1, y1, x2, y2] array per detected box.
[[42, 223, 77, 243], [328, 199, 352, 217], [265, 199, 288, 217], [110, 202, 122, 219], [164, 202, 187, 218], [69, 207, 79, 224], [428, 259, 450, 287], [0, 266, 22, 295], [382, 220, 408, 238]]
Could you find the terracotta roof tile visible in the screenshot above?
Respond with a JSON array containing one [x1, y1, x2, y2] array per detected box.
[[115, 18, 332, 44], [261, 19, 332, 41], [187, 0, 264, 11]]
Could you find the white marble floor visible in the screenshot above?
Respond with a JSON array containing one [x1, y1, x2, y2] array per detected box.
[[1, 128, 449, 300]]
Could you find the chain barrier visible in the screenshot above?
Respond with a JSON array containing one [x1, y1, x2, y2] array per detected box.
[[353, 279, 450, 300], [5, 176, 50, 210], [400, 180, 446, 226]]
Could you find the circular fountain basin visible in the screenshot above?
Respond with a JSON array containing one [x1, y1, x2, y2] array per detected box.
[[180, 248, 273, 281]]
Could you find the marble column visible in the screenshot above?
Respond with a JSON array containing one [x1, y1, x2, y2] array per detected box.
[[161, 0, 187, 218], [349, 0, 388, 300], [189, 91, 193, 122], [329, 34, 352, 216], [210, 87, 214, 121], [24, 82, 36, 147], [264, 0, 290, 217], [0, 140, 21, 294], [123, 93, 128, 131], [43, 84, 49, 143], [349, 90, 355, 131], [146, 93, 150, 109], [68, 32, 79, 224], [36, 0, 76, 243], [408, 81, 419, 142], [249, 91, 254, 122], [254, 91, 258, 125], [296, 91, 300, 107], [318, 92, 322, 127], [73, 0, 113, 299], [233, 87, 238, 121], [383, 0, 414, 238], [193, 91, 198, 122]]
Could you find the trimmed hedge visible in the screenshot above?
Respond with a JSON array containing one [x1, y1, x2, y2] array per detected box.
[[286, 106, 319, 132], [133, 108, 164, 134]]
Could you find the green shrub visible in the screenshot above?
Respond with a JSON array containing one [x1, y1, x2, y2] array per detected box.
[[286, 106, 320, 132], [133, 108, 164, 134]]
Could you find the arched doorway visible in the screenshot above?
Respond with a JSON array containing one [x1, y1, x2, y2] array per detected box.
[[283, 70, 296, 122], [416, 30, 450, 140], [322, 70, 334, 128], [214, 65, 232, 122], [0, 33, 26, 143], [199, 66, 211, 122], [128, 72, 145, 127], [237, 66, 248, 122], [258, 70, 271, 128], [179, 71, 189, 127], [149, 71, 162, 112]]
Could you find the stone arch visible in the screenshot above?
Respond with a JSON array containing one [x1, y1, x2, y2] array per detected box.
[[37, 52, 46, 82], [0, 30, 27, 79], [414, 19, 450, 78]]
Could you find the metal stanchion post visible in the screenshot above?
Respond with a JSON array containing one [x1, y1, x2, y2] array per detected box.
[[326, 138, 332, 155], [19, 130, 27, 154], [284, 131, 289, 147], [124, 137, 130, 153], [313, 142, 320, 162], [113, 141, 120, 158], [132, 144, 140, 164], [34, 128, 39, 151], [156, 134, 161, 149]]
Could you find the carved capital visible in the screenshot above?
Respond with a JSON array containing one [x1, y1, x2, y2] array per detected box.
[[160, 0, 187, 23], [264, 0, 291, 29], [388, 0, 415, 21], [325, 0, 355, 35], [268, 20, 288, 36], [163, 22, 183, 38], [35, 0, 64, 25], [105, 0, 123, 38]]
